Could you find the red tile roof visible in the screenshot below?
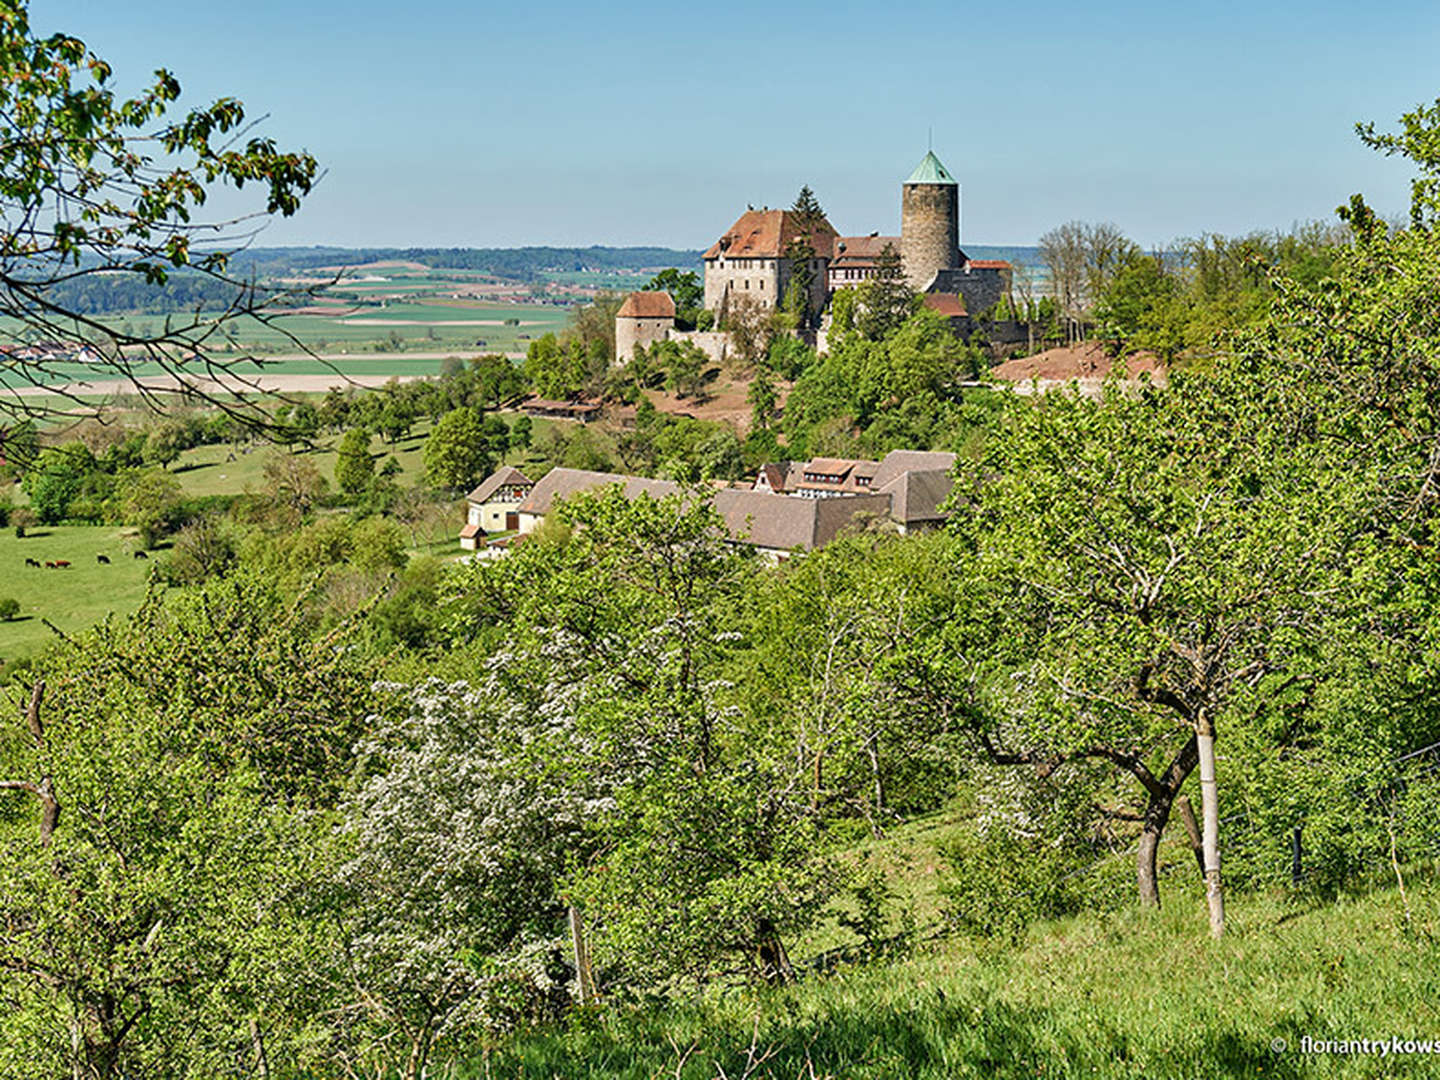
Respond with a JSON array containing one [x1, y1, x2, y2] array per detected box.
[[922, 293, 967, 318], [965, 259, 1013, 271], [616, 291, 676, 319], [832, 235, 901, 265], [703, 209, 839, 260]]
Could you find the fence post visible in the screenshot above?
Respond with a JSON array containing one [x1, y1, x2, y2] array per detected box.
[[1291, 826, 1303, 885], [569, 904, 596, 1004]]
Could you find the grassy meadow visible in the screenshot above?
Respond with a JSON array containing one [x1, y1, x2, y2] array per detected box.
[[0, 409, 584, 667], [480, 877, 1440, 1079], [0, 524, 154, 660]]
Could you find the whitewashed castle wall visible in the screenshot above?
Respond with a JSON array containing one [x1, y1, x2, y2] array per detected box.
[[615, 315, 672, 361]]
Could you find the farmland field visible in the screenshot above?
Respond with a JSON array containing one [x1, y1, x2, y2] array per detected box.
[[0, 524, 155, 661]]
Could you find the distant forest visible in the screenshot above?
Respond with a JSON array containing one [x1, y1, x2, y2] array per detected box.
[[19, 245, 1039, 318], [12, 247, 705, 318], [225, 246, 707, 280]]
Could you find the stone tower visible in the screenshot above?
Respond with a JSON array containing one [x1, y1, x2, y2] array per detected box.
[[900, 150, 960, 291]]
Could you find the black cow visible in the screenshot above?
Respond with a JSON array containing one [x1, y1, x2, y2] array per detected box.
[[133, 550, 148, 560], [24, 557, 40, 568], [97, 554, 111, 565]]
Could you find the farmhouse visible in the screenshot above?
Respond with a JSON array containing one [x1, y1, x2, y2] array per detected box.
[[460, 466, 533, 550], [752, 449, 957, 533], [462, 449, 957, 556]]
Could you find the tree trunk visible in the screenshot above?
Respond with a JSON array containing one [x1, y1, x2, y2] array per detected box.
[[1196, 712, 1225, 939], [1136, 790, 1175, 907], [1175, 794, 1206, 880], [754, 919, 795, 985]]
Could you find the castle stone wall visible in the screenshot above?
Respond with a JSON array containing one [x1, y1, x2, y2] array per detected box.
[[669, 329, 728, 365], [704, 257, 781, 315], [901, 183, 959, 290], [615, 315, 672, 362]]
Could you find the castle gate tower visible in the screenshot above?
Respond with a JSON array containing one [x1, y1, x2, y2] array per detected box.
[[900, 150, 960, 291]]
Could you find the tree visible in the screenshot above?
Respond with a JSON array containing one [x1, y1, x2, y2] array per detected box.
[[21, 442, 96, 523], [1091, 252, 1186, 360], [262, 452, 328, 519], [657, 339, 708, 399], [0, 597, 18, 621], [116, 467, 183, 547], [722, 294, 775, 369], [791, 184, 826, 232], [644, 268, 704, 328], [423, 406, 494, 492], [1038, 221, 1088, 343], [854, 243, 916, 342], [747, 366, 778, 431], [510, 414, 533, 458], [927, 374, 1357, 934], [0, 0, 319, 446], [143, 421, 185, 470], [334, 427, 376, 495], [0, 578, 377, 1078]]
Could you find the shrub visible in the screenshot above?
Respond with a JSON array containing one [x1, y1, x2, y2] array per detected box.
[[0, 598, 19, 621]]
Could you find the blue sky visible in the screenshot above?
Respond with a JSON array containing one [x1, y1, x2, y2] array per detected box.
[[33, 0, 1440, 249]]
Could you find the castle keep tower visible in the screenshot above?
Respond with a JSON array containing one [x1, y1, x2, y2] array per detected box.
[[900, 150, 960, 290]]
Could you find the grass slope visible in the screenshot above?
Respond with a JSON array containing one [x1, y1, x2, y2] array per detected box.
[[0, 524, 153, 660], [480, 880, 1440, 1079]]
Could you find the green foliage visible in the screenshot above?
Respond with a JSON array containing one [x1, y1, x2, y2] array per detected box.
[[0, 0, 316, 432], [644, 268, 705, 328], [21, 442, 98, 524], [0, 597, 18, 621], [524, 331, 606, 399], [423, 406, 499, 492], [0, 575, 376, 1077], [334, 426, 376, 494], [853, 243, 916, 342]]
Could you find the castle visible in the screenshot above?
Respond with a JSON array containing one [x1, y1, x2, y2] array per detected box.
[[616, 150, 1013, 361]]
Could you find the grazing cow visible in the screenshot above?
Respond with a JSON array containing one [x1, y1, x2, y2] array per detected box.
[[25, 557, 39, 568], [133, 550, 148, 559], [53, 560, 70, 568], [44, 561, 56, 569], [97, 554, 110, 564]]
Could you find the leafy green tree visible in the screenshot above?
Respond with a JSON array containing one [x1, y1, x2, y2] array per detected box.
[[929, 374, 1360, 933], [0, 597, 18, 621], [854, 243, 916, 342], [334, 427, 376, 495], [0, 0, 317, 432], [159, 515, 237, 584], [644, 268, 704, 328], [444, 488, 838, 987], [510, 414, 533, 458], [0, 577, 376, 1079], [423, 406, 494, 492], [468, 353, 526, 408], [659, 339, 709, 399], [747, 366, 778, 431], [1092, 252, 1185, 360], [116, 467, 184, 547], [261, 451, 328, 520], [21, 443, 96, 523], [524, 332, 589, 399], [143, 421, 186, 469]]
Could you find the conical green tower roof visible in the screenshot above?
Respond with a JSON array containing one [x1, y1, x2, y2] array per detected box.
[[905, 150, 957, 185]]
